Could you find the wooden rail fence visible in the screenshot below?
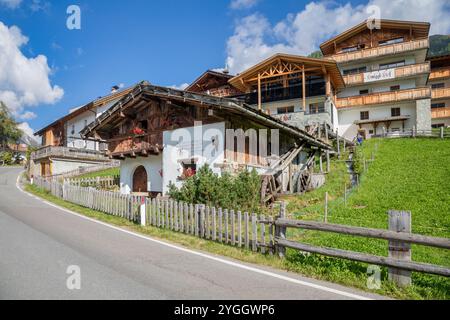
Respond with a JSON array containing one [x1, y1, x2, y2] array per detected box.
[[33, 177, 450, 287], [64, 176, 120, 188]]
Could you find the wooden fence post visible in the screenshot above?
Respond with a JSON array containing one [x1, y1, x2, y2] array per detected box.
[[344, 184, 347, 207], [276, 202, 287, 258], [140, 196, 146, 226], [251, 213, 257, 252], [440, 127, 444, 139], [388, 210, 412, 287], [326, 150, 330, 173]]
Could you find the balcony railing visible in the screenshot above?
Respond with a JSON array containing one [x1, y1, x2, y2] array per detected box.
[[232, 83, 326, 105], [432, 87, 450, 100], [343, 62, 430, 86], [32, 146, 108, 161], [432, 107, 450, 119], [329, 38, 429, 64], [336, 87, 431, 109], [430, 67, 450, 81], [107, 132, 163, 156]]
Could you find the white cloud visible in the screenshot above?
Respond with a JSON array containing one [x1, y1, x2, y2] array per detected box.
[[18, 111, 37, 120], [0, 0, 22, 9], [169, 83, 189, 90], [17, 122, 39, 142], [0, 21, 64, 117], [230, 0, 259, 10], [226, 0, 450, 74]]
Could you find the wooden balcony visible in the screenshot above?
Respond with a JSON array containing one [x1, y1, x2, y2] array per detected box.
[[432, 107, 450, 119], [32, 146, 109, 161], [430, 67, 450, 81], [336, 87, 431, 109], [343, 62, 430, 86], [107, 132, 163, 158], [432, 87, 450, 100], [329, 38, 429, 64]]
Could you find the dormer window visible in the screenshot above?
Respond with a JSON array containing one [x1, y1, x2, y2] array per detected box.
[[379, 37, 404, 46]]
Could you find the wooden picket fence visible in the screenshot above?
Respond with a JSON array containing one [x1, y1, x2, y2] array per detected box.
[[33, 176, 274, 254], [32, 177, 450, 287]]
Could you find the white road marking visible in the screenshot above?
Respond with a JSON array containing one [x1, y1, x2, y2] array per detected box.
[[16, 172, 373, 300]]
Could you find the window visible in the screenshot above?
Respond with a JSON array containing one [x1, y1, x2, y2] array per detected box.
[[343, 66, 367, 75], [180, 162, 197, 180], [308, 103, 325, 114], [390, 85, 401, 91], [432, 83, 445, 89], [359, 89, 369, 95], [277, 106, 295, 114], [71, 124, 75, 135], [340, 45, 358, 53], [431, 102, 446, 109], [379, 37, 404, 46], [369, 130, 374, 135], [432, 124, 445, 128], [360, 111, 369, 120], [391, 108, 401, 117], [84, 119, 88, 128], [379, 60, 405, 70]]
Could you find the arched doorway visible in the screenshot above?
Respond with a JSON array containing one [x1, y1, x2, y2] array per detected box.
[[133, 166, 148, 193]]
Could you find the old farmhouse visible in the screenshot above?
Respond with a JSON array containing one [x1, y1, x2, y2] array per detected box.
[[80, 82, 335, 202]]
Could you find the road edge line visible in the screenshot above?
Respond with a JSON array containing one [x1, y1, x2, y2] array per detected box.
[[16, 172, 374, 300]]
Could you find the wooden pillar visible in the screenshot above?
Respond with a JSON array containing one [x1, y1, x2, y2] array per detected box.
[[326, 150, 330, 173], [258, 74, 262, 111], [388, 210, 412, 287], [302, 66, 306, 111], [319, 151, 323, 173], [325, 73, 331, 97]]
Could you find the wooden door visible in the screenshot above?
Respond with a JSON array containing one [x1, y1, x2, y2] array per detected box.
[[133, 166, 148, 193]]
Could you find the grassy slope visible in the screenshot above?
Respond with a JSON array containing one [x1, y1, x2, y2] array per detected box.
[[76, 167, 120, 179], [282, 138, 450, 299]]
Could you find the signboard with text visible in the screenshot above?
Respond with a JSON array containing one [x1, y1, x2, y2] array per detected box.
[[364, 68, 395, 83]]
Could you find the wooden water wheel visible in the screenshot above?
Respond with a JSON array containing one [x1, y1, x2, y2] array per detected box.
[[260, 174, 280, 206]]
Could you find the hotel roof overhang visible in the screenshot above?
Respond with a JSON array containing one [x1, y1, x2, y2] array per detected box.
[[80, 82, 333, 150], [320, 19, 431, 56], [185, 70, 235, 93], [34, 87, 134, 136], [228, 53, 346, 92]]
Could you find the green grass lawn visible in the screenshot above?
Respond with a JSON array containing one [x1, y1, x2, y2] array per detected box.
[[282, 137, 450, 300], [76, 167, 120, 179]]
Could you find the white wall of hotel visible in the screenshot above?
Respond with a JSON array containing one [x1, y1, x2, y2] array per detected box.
[[65, 101, 116, 151], [337, 99, 431, 139], [119, 122, 226, 195]]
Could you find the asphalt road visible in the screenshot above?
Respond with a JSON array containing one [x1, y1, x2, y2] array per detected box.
[[0, 167, 386, 300]]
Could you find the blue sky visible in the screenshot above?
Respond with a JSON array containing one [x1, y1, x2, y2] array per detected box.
[[0, 0, 449, 137]]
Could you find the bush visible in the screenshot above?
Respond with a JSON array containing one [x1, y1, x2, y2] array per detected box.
[[0, 151, 13, 165], [168, 165, 261, 212]]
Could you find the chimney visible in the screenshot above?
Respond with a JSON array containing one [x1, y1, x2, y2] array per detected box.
[[111, 85, 120, 93]]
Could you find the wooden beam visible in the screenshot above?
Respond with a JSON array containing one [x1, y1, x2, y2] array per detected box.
[[258, 73, 262, 111], [302, 65, 306, 111]]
